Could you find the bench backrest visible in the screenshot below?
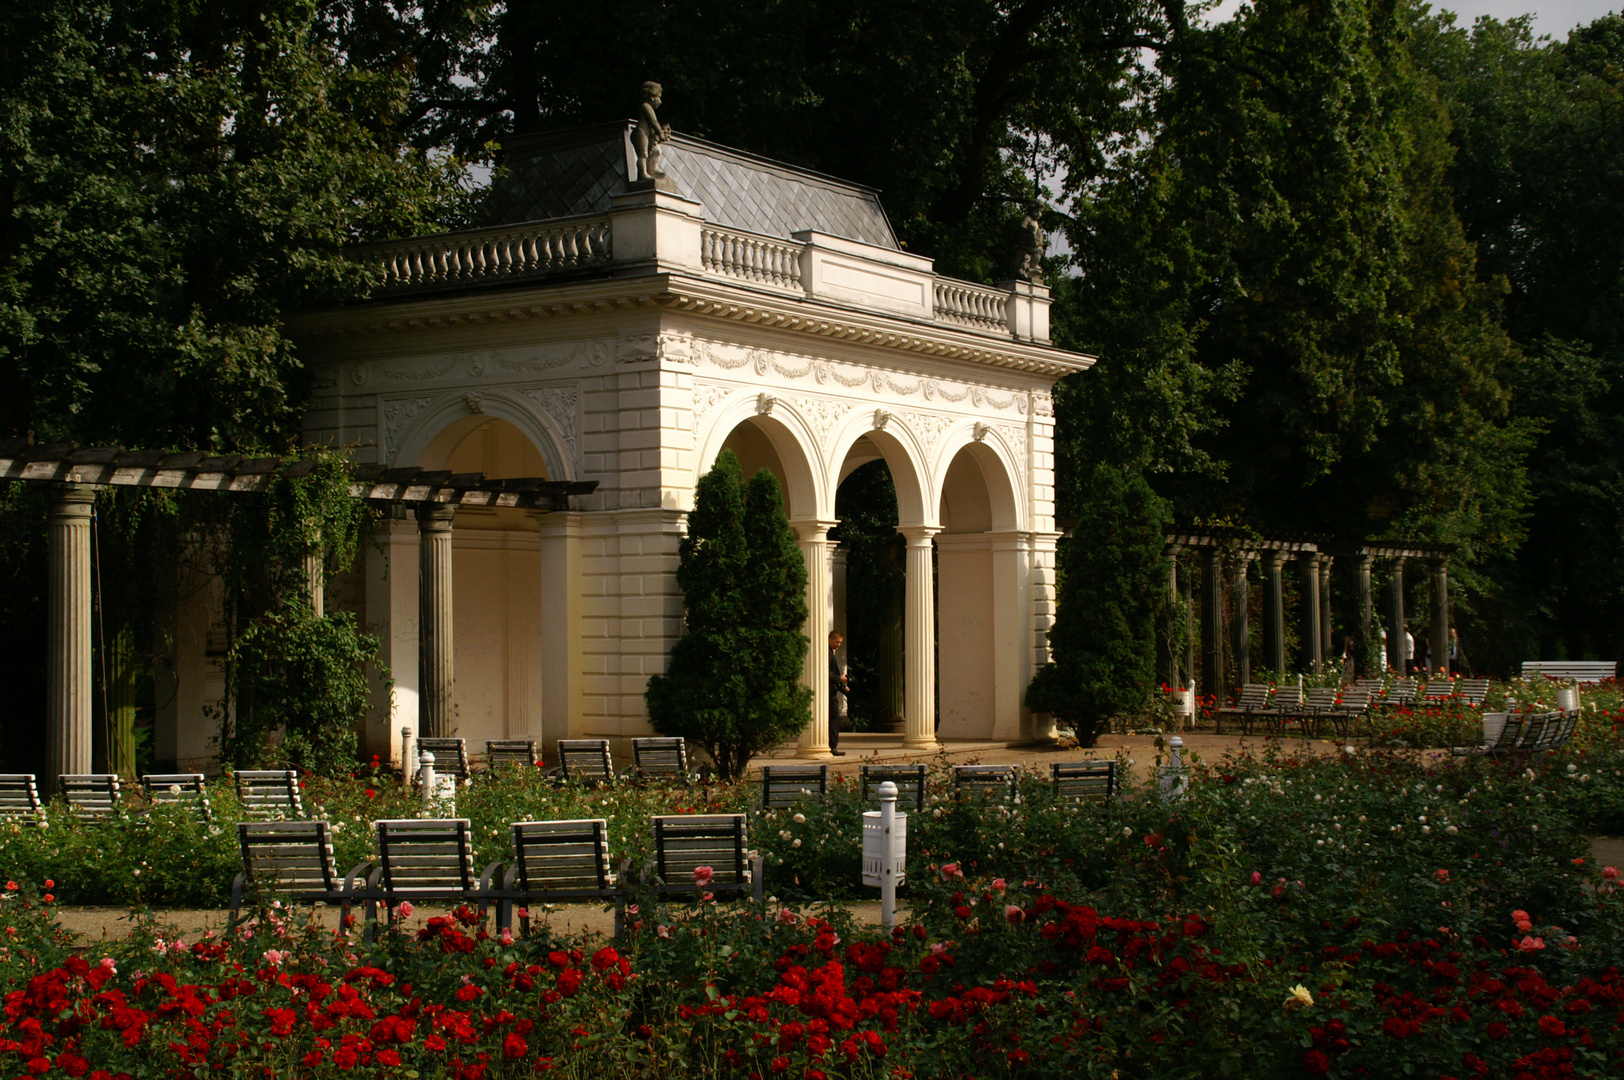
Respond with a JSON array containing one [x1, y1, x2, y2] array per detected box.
[[511, 819, 616, 894], [0, 775, 41, 820], [556, 740, 615, 785], [1051, 761, 1116, 802], [1302, 688, 1339, 711], [60, 774, 121, 817], [1273, 684, 1304, 709], [485, 740, 539, 773], [632, 738, 689, 780], [759, 765, 829, 809], [1522, 660, 1617, 683], [141, 773, 212, 822], [1384, 679, 1420, 706], [415, 738, 471, 782], [860, 765, 927, 810], [234, 770, 302, 820], [1424, 676, 1458, 700], [953, 765, 1015, 799], [1457, 678, 1490, 706], [1231, 685, 1272, 709], [652, 814, 750, 894], [375, 818, 477, 895], [238, 820, 340, 894], [1337, 688, 1372, 711]]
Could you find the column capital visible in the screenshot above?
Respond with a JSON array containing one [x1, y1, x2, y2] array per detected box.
[[415, 502, 456, 530], [49, 484, 96, 516], [789, 517, 842, 543], [896, 524, 944, 545], [1262, 548, 1288, 570]]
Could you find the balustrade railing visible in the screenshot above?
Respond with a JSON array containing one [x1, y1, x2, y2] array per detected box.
[[700, 226, 803, 290], [933, 279, 1010, 332], [357, 216, 612, 293]]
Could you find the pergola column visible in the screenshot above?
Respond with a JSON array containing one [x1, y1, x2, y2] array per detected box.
[[1298, 553, 1322, 674], [1201, 546, 1222, 697], [1230, 551, 1252, 688], [1262, 550, 1287, 674], [1357, 554, 1375, 667], [48, 486, 96, 792], [1181, 555, 1196, 693], [1164, 545, 1182, 687], [899, 525, 942, 749], [793, 519, 839, 757], [1386, 556, 1407, 672], [416, 503, 456, 739], [302, 520, 324, 618], [1318, 554, 1335, 662], [1430, 559, 1450, 676]]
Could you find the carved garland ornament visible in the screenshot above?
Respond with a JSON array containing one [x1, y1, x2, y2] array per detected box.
[[522, 386, 582, 477], [381, 396, 433, 459]]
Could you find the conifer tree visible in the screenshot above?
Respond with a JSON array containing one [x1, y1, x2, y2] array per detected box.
[[1025, 464, 1169, 746], [647, 451, 811, 778]]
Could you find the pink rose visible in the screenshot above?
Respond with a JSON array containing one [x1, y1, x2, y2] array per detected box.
[[693, 866, 714, 886]]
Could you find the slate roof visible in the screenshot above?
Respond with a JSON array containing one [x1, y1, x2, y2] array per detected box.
[[484, 122, 899, 250]]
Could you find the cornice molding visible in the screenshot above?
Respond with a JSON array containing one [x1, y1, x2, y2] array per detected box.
[[287, 273, 1095, 380]]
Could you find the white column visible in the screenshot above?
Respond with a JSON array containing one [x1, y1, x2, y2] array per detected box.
[[899, 525, 942, 749], [537, 512, 585, 750], [48, 486, 95, 791], [793, 519, 838, 757], [417, 503, 456, 739], [830, 545, 848, 637], [989, 531, 1032, 741], [365, 514, 419, 765]]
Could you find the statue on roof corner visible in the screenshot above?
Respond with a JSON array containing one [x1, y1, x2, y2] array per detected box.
[[1019, 207, 1046, 285], [632, 81, 678, 191]]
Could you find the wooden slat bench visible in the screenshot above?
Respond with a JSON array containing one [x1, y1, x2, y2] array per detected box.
[[487, 819, 625, 936], [141, 773, 213, 823], [0, 775, 42, 824], [414, 738, 472, 786], [1329, 687, 1372, 740], [230, 820, 372, 924], [1457, 678, 1491, 707], [630, 738, 693, 784], [59, 774, 121, 819], [1278, 687, 1339, 736], [484, 740, 540, 775], [651, 814, 762, 904], [364, 818, 496, 937], [1215, 685, 1272, 735], [952, 764, 1016, 800], [758, 765, 829, 810], [1522, 661, 1617, 683], [233, 770, 302, 820], [1050, 761, 1116, 802], [552, 740, 616, 787], [860, 765, 927, 811]]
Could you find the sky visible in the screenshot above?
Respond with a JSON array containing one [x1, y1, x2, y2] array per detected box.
[[1204, 0, 1619, 37]]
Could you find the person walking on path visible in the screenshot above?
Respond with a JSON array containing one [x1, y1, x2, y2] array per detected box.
[[828, 631, 850, 756]]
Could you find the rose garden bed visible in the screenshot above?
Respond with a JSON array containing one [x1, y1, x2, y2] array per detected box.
[[1, 700, 1623, 1076]]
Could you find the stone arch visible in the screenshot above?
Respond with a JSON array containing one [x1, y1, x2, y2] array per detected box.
[[393, 389, 574, 481], [933, 426, 1024, 533], [827, 410, 932, 527], [695, 392, 825, 520]]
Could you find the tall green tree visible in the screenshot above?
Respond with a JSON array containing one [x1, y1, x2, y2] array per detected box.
[[647, 452, 811, 779], [1026, 464, 1169, 745], [0, 0, 473, 450]]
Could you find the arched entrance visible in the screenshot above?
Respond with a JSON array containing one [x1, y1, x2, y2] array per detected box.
[[935, 437, 1025, 740], [417, 417, 550, 747]]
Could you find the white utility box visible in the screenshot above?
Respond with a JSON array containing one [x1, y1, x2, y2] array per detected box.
[[861, 810, 907, 887]]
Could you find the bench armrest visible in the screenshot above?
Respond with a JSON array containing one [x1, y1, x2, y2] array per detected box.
[[479, 860, 509, 895], [343, 861, 378, 896]]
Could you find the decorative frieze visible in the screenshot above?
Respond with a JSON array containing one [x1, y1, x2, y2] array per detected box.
[[382, 396, 434, 459]]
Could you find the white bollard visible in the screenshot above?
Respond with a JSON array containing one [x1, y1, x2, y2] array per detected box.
[[860, 781, 907, 934], [1159, 736, 1189, 802], [419, 752, 437, 815], [401, 726, 414, 793]]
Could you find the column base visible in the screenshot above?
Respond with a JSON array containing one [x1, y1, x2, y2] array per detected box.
[[902, 735, 939, 750]]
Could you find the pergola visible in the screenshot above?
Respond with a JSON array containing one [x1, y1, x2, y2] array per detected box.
[[0, 439, 594, 791], [1164, 526, 1455, 693]]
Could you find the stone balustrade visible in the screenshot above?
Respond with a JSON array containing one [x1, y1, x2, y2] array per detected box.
[[933, 279, 1013, 332], [358, 216, 613, 293], [700, 226, 803, 290], [350, 206, 1047, 342]]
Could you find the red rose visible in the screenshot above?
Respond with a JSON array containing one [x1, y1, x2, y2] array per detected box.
[[1538, 1016, 1568, 1037], [504, 1033, 528, 1059], [1303, 1049, 1331, 1075]]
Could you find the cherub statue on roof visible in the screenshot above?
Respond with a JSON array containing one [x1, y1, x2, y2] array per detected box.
[[1019, 206, 1046, 285], [634, 81, 673, 183]]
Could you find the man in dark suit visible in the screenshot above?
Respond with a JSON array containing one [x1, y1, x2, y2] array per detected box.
[[828, 631, 849, 756]]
